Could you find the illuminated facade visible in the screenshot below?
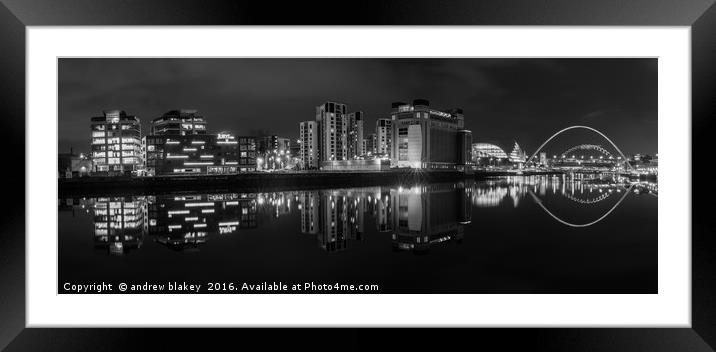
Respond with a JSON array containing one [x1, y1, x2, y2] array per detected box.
[[375, 118, 392, 157], [90, 110, 143, 175], [471, 143, 508, 160], [362, 133, 376, 156], [145, 132, 254, 175], [299, 121, 318, 169], [347, 111, 364, 160], [390, 99, 471, 169], [257, 135, 291, 170], [144, 110, 255, 175], [539, 152, 548, 166], [320, 159, 391, 171], [300, 102, 365, 168], [316, 101, 348, 162], [150, 109, 207, 135], [236, 136, 258, 172], [509, 142, 527, 163]]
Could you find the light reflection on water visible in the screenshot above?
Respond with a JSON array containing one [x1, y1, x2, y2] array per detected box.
[[58, 174, 658, 293]]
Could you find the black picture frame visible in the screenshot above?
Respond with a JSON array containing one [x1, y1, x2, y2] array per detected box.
[[1, 0, 712, 350]]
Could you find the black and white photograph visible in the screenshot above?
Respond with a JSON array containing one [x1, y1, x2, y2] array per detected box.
[[57, 58, 658, 294], [3, 0, 714, 349]]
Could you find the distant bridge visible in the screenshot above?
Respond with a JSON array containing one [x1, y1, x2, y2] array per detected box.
[[526, 126, 632, 169], [560, 144, 614, 159]]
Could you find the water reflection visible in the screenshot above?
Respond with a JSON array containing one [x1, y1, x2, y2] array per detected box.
[[92, 197, 146, 255], [60, 174, 657, 256]]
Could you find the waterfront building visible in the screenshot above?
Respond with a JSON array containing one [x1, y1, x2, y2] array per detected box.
[[144, 133, 234, 175], [58, 149, 93, 178], [362, 133, 376, 156], [539, 152, 548, 166], [90, 110, 143, 175], [316, 101, 348, 162], [289, 139, 301, 158], [472, 143, 508, 160], [457, 129, 474, 169], [320, 159, 391, 171], [299, 121, 319, 170], [144, 132, 254, 176], [236, 136, 258, 172], [144, 109, 255, 175], [509, 142, 527, 163], [300, 101, 366, 168], [390, 99, 470, 170], [150, 109, 207, 135], [375, 118, 392, 157], [347, 111, 364, 160], [257, 135, 291, 170]]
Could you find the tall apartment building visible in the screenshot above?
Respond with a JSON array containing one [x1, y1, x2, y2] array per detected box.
[[90, 110, 143, 175], [300, 102, 367, 169], [390, 99, 472, 170], [362, 133, 376, 156], [375, 118, 392, 157], [299, 121, 318, 170], [316, 101, 348, 162], [346, 111, 364, 159]]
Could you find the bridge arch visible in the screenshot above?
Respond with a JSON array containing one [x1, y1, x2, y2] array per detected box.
[[561, 144, 613, 159], [526, 126, 632, 169]]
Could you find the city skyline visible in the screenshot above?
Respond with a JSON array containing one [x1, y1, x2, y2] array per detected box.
[[58, 58, 657, 155]]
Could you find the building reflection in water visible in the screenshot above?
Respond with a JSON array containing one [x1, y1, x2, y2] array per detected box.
[[91, 196, 146, 255], [469, 174, 656, 208], [60, 175, 657, 256], [390, 183, 470, 253], [146, 193, 257, 251]]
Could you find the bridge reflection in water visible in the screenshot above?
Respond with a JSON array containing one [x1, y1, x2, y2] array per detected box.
[[58, 174, 657, 256]]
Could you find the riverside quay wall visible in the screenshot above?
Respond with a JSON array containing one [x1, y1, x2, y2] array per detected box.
[[57, 169, 567, 197]]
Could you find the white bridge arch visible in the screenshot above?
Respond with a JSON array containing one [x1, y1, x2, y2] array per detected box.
[[561, 144, 613, 159], [526, 126, 632, 169]]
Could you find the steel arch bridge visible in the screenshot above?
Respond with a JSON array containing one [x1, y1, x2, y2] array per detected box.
[[560, 144, 614, 159], [526, 126, 632, 169]]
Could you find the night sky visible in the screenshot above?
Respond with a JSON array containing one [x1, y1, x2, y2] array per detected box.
[[58, 58, 657, 156]]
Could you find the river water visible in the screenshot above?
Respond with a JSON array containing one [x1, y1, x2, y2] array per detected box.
[[58, 174, 657, 293]]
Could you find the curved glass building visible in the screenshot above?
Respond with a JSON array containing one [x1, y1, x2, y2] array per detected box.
[[472, 143, 508, 159]]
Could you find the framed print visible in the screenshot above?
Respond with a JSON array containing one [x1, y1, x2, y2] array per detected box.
[[1, 0, 713, 350]]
